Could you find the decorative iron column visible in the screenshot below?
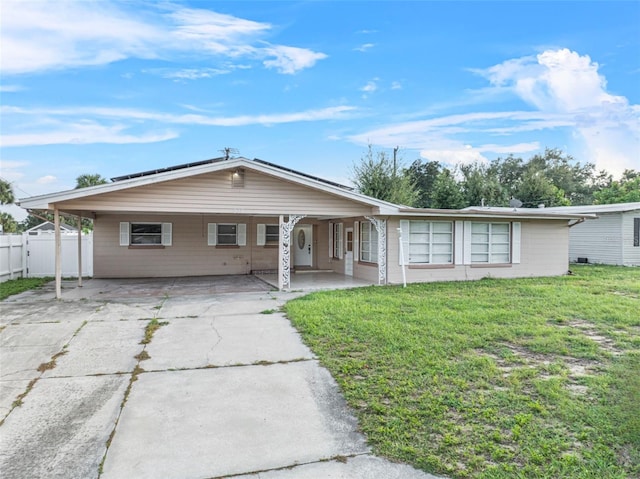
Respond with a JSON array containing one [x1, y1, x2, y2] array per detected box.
[[365, 216, 387, 285], [278, 214, 306, 290]]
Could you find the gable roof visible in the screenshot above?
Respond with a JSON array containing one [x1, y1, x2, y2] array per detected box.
[[18, 157, 399, 214]]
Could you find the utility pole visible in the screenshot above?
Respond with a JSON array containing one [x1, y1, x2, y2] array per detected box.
[[393, 146, 399, 177]]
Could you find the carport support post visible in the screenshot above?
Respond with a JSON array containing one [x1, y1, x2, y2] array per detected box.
[[278, 214, 305, 290], [54, 207, 62, 299], [77, 215, 83, 288], [365, 216, 387, 285]]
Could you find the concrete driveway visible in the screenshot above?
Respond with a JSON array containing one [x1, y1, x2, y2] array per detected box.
[[0, 277, 439, 479]]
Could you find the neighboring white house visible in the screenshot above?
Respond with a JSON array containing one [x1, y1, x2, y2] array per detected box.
[[25, 221, 77, 235], [543, 203, 640, 266]]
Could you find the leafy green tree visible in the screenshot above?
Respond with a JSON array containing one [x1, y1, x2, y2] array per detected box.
[[0, 212, 18, 233], [75, 173, 108, 189], [459, 162, 508, 207], [0, 178, 15, 205], [405, 159, 442, 208], [351, 145, 419, 206], [594, 170, 640, 204], [430, 169, 466, 209], [516, 169, 570, 207]]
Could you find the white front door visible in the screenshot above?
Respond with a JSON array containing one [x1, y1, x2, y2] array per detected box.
[[293, 225, 313, 267], [344, 228, 354, 276]]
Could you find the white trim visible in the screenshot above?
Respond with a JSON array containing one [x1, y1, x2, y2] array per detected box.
[[353, 221, 359, 260], [328, 222, 334, 258], [119, 222, 130, 246], [161, 223, 172, 246], [399, 220, 410, 265], [463, 221, 472, 265], [207, 223, 217, 246], [512, 222, 521, 264], [257, 224, 266, 246], [454, 220, 463, 265], [237, 223, 247, 246]]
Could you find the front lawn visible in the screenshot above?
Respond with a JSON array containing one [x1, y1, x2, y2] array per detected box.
[[285, 265, 640, 478]]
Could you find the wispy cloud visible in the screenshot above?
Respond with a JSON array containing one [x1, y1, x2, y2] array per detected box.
[[36, 175, 57, 184], [0, 84, 25, 92], [1, 1, 327, 75], [391, 81, 402, 90], [351, 49, 639, 175], [0, 105, 357, 146], [354, 43, 375, 52]]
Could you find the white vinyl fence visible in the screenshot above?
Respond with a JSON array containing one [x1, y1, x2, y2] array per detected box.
[[0, 233, 93, 282]]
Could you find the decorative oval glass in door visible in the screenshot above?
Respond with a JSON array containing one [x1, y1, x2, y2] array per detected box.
[[297, 229, 306, 249]]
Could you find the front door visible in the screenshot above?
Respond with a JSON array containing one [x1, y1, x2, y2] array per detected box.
[[293, 225, 313, 267], [345, 227, 354, 276]]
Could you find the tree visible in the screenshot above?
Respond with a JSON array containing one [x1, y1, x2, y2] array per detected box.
[[0, 178, 15, 205], [459, 162, 508, 207], [515, 169, 570, 207], [405, 159, 442, 208], [593, 170, 640, 204], [0, 212, 18, 233], [351, 145, 419, 206], [75, 173, 108, 189], [430, 169, 466, 209]]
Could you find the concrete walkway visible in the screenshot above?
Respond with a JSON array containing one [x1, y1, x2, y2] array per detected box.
[[0, 277, 440, 479]]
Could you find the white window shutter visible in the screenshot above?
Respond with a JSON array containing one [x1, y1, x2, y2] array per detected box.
[[399, 220, 410, 265], [454, 220, 464, 265], [336, 223, 343, 259], [328, 222, 334, 257], [237, 223, 247, 246], [257, 224, 266, 246], [207, 223, 217, 246], [161, 223, 172, 246], [119, 222, 129, 246], [463, 221, 472, 265], [353, 221, 359, 260], [512, 222, 521, 264]]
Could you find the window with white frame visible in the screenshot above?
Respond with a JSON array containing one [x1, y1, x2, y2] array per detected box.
[[471, 223, 510, 263], [408, 221, 453, 264], [120, 222, 172, 246], [265, 225, 279, 245], [360, 221, 378, 263], [208, 223, 246, 246], [333, 223, 343, 259]]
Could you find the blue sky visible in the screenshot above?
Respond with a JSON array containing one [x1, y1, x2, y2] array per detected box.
[[1, 0, 639, 220]]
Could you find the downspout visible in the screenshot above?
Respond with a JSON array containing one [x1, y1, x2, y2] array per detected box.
[[568, 218, 587, 228]]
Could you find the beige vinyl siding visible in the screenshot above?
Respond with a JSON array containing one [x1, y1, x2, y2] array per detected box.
[[621, 211, 640, 266], [567, 213, 624, 265], [94, 215, 336, 278], [386, 218, 569, 284], [58, 170, 374, 217]]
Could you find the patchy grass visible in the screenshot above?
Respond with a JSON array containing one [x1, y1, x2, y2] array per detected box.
[[140, 318, 169, 345], [0, 277, 53, 301], [285, 265, 640, 478], [261, 308, 278, 314]]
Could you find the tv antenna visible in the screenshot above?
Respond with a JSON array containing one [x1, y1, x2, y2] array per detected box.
[[220, 147, 240, 160], [509, 197, 523, 209]]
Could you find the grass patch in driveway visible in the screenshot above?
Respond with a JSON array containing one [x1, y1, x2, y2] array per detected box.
[[0, 277, 53, 300], [285, 265, 640, 478]]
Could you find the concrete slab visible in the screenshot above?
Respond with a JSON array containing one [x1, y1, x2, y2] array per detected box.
[[0, 375, 128, 479], [92, 300, 164, 321], [43, 321, 147, 377], [0, 321, 83, 380], [234, 454, 441, 478], [145, 314, 314, 370], [0, 300, 97, 325], [158, 293, 281, 318], [101, 362, 369, 479], [0, 379, 31, 418]]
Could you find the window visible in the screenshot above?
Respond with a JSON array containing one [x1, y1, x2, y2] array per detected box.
[[471, 223, 510, 263], [407, 221, 453, 264], [120, 222, 172, 246], [360, 221, 378, 263], [265, 225, 279, 245], [333, 223, 343, 259], [207, 223, 246, 246]]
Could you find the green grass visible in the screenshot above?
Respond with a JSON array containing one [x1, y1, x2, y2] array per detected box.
[[285, 265, 640, 478], [0, 277, 53, 301]]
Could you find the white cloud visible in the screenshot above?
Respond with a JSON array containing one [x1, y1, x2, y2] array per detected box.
[[354, 43, 375, 52], [420, 147, 488, 166], [361, 81, 378, 93], [158, 67, 232, 80], [0, 84, 24, 92], [351, 49, 639, 176], [391, 81, 402, 90], [36, 175, 57, 184], [1, 1, 326, 75]]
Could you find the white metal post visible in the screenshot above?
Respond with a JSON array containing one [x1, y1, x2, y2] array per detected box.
[[77, 215, 83, 287], [397, 227, 406, 287], [54, 208, 62, 299]]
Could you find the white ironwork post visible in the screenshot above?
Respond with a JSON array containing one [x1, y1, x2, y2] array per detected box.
[[278, 214, 306, 290], [365, 216, 387, 285]]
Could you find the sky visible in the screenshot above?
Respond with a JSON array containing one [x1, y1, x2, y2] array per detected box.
[[1, 0, 639, 221]]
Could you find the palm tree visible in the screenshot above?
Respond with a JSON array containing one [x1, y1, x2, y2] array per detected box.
[[0, 178, 15, 204]]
